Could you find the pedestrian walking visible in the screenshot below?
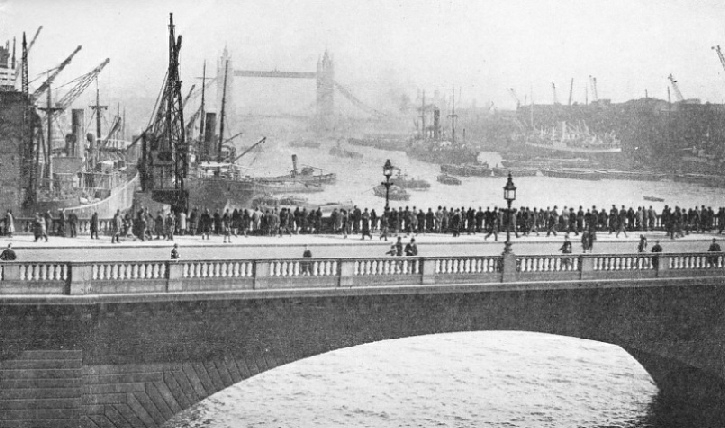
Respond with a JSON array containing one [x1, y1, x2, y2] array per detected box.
[[68, 211, 78, 238], [405, 238, 418, 256], [707, 238, 721, 267], [651, 240, 663, 270], [90, 211, 99, 240], [111, 210, 122, 244], [5, 210, 14, 238], [559, 234, 573, 268], [361, 208, 372, 240], [637, 235, 648, 252]]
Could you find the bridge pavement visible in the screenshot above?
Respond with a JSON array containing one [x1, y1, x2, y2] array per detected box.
[[0, 230, 720, 261]]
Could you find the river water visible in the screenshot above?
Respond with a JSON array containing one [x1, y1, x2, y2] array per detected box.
[[236, 137, 725, 212], [165, 331, 663, 428], [162, 138, 720, 427]]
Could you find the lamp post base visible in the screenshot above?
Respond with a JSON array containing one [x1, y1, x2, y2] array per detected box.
[[502, 241, 513, 255]]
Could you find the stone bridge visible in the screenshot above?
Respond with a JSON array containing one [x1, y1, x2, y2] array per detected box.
[[1, 251, 725, 427]]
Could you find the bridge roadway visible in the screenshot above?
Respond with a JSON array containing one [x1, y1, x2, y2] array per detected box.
[[2, 231, 718, 262]]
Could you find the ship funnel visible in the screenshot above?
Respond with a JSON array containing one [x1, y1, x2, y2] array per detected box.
[[291, 154, 298, 176], [203, 112, 217, 161]]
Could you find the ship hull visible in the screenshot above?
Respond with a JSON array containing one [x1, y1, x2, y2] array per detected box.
[[31, 174, 140, 218], [184, 176, 255, 212]]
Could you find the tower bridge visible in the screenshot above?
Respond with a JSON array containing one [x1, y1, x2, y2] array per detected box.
[[218, 49, 382, 118]]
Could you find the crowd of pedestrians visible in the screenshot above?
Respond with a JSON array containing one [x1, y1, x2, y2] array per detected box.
[[1, 203, 724, 245]]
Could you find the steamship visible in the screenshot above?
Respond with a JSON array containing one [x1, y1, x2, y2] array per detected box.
[[0, 36, 136, 217]]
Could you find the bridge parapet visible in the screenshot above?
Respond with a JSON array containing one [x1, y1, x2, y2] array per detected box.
[[0, 252, 723, 296]]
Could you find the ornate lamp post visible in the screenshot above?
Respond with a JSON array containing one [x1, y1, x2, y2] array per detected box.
[[503, 172, 517, 254], [382, 159, 394, 212]]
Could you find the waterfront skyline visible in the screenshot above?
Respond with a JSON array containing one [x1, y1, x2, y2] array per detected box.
[[3, 0, 725, 111]]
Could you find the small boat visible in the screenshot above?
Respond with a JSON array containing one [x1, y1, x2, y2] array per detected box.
[[437, 174, 462, 185], [643, 195, 665, 202], [465, 163, 493, 177], [253, 180, 325, 194], [279, 195, 309, 206], [541, 168, 602, 181], [440, 164, 470, 177], [492, 167, 538, 177], [373, 184, 410, 201], [391, 174, 430, 190]]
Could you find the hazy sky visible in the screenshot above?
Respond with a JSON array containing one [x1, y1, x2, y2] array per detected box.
[[4, 0, 725, 111]]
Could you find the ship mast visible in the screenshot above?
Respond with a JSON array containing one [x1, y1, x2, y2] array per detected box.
[[89, 78, 107, 169], [218, 60, 229, 162], [21, 32, 38, 207], [448, 87, 457, 143], [198, 61, 206, 144]]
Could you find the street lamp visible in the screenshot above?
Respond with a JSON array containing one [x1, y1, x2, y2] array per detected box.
[[503, 172, 517, 254], [382, 159, 394, 212]]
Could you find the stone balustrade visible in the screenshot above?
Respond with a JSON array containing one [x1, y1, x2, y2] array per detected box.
[[0, 252, 723, 295]]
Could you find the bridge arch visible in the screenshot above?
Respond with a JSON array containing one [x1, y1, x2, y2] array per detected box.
[[2, 281, 725, 427], [165, 330, 659, 427]]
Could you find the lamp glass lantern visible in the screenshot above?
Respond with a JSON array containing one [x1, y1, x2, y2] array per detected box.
[[503, 172, 517, 202], [383, 159, 394, 179]]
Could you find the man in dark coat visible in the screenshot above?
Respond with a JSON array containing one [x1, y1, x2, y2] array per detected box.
[[90, 211, 99, 240], [68, 211, 78, 238], [405, 237, 418, 256], [707, 238, 722, 267]]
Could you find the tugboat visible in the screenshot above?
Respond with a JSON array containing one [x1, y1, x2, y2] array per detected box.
[[263, 155, 336, 185]]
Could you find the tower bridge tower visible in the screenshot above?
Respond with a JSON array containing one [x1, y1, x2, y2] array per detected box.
[[316, 51, 334, 117]]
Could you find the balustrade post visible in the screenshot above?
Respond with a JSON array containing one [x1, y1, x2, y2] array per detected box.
[[69, 262, 94, 295], [167, 261, 183, 292], [3, 264, 21, 281], [339, 259, 355, 287], [253, 260, 270, 289], [580, 256, 594, 279], [421, 258, 436, 285], [655, 255, 670, 276], [501, 253, 516, 282]]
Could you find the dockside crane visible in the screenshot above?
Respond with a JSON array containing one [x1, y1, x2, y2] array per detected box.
[[31, 45, 82, 102], [232, 136, 266, 163], [54, 58, 110, 108], [14, 26, 42, 87], [713, 45, 725, 74], [668, 73, 685, 102]]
